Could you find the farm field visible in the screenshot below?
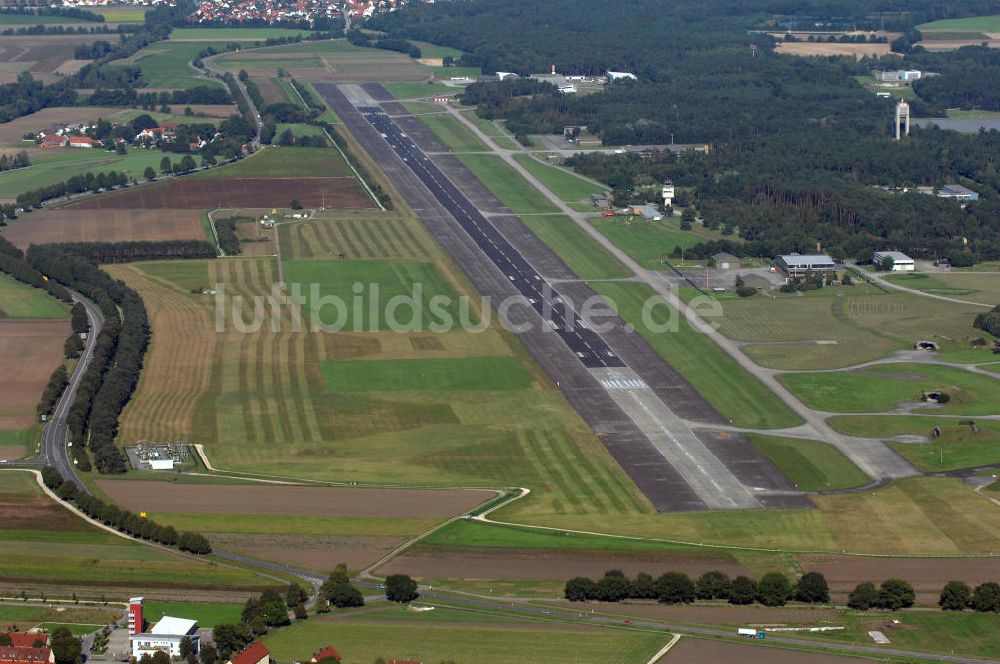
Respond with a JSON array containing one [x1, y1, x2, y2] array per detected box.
[[0, 427, 32, 460], [775, 41, 892, 58], [457, 154, 560, 214], [277, 214, 433, 261], [661, 638, 870, 664], [587, 216, 725, 269], [66, 176, 368, 210], [0, 471, 269, 591], [518, 215, 631, 279], [0, 604, 118, 633], [263, 614, 667, 664], [0, 12, 97, 24], [0, 149, 168, 200], [711, 290, 985, 370], [778, 363, 1000, 416], [0, 273, 69, 318], [414, 113, 489, 152], [0, 106, 133, 147], [0, 320, 69, 431], [2, 209, 207, 249], [591, 281, 803, 429], [213, 39, 429, 83], [512, 154, 605, 203], [0, 35, 106, 81], [918, 15, 1000, 30], [127, 41, 230, 89], [744, 434, 869, 491], [90, 6, 147, 22], [192, 147, 350, 178], [828, 415, 1000, 472], [884, 271, 1000, 305]]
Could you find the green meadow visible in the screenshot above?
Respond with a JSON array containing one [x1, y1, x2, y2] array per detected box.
[[0, 273, 69, 318]]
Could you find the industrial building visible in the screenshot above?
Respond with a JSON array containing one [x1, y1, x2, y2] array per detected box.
[[872, 69, 926, 83], [874, 250, 915, 271], [775, 254, 836, 277], [129, 597, 200, 658], [917, 183, 980, 202], [712, 252, 741, 270]]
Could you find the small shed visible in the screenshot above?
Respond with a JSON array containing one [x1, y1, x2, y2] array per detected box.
[[712, 252, 741, 270]]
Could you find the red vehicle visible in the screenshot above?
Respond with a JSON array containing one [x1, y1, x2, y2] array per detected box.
[[602, 211, 615, 217]]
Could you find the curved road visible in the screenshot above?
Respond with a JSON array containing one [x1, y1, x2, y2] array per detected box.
[[41, 291, 103, 491]]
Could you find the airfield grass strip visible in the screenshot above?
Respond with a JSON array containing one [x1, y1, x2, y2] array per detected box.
[[566, 430, 634, 514], [902, 480, 991, 551], [397, 221, 429, 257], [345, 219, 376, 258], [372, 219, 404, 257], [521, 429, 586, 514], [338, 222, 363, 257], [359, 219, 389, 257], [272, 330, 295, 442], [308, 222, 335, 258], [546, 428, 616, 514]]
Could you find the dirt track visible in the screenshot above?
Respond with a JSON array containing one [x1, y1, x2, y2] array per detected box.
[[96, 480, 494, 518], [67, 177, 371, 210], [1, 209, 206, 249], [380, 548, 747, 580], [0, 320, 70, 430]]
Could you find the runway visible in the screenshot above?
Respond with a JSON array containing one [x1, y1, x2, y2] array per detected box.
[[317, 82, 809, 512]]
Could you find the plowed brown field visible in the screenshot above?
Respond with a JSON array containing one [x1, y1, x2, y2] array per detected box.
[[0, 319, 69, 430], [1, 209, 206, 249], [96, 480, 495, 518], [67, 177, 370, 209]]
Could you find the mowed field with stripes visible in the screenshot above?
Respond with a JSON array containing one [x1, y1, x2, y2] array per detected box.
[[111, 213, 648, 520]]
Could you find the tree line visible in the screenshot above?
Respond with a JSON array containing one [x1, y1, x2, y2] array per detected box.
[[565, 569, 829, 607], [15, 169, 134, 210], [346, 28, 421, 59], [0, 6, 105, 22], [1, 23, 114, 36], [42, 466, 211, 554], [0, 235, 71, 302]]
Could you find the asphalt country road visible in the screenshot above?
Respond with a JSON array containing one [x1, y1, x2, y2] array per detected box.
[[41, 291, 103, 490]]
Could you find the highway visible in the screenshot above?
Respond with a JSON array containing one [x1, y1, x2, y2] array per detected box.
[[41, 291, 103, 490], [358, 105, 623, 369]]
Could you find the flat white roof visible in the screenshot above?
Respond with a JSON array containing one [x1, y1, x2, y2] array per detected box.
[[151, 616, 198, 635], [777, 254, 835, 266]]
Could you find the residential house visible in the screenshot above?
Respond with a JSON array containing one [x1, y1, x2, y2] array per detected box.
[[67, 136, 100, 148], [40, 135, 68, 148], [310, 646, 342, 663], [227, 641, 269, 664]]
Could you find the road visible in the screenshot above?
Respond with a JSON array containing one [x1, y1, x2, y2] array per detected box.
[[41, 291, 103, 490], [201, 57, 263, 149], [860, 266, 992, 309]]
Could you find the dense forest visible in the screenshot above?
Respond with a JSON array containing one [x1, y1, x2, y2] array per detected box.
[[373, 0, 1000, 260]]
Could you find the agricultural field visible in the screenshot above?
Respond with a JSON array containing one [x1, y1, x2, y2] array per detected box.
[[744, 435, 869, 491], [512, 154, 605, 204], [0, 273, 69, 318], [779, 363, 1000, 416], [588, 216, 728, 269], [193, 147, 350, 178], [264, 612, 667, 664], [0, 148, 169, 200], [709, 289, 986, 370], [457, 155, 560, 214], [126, 41, 230, 89], [775, 41, 892, 58], [518, 215, 631, 280], [0, 35, 105, 82], [2, 209, 207, 250], [918, 14, 1000, 31], [590, 281, 802, 429], [277, 214, 433, 261], [0, 12, 97, 24], [213, 39, 429, 83], [0, 603, 118, 633], [0, 427, 32, 461], [0, 471, 270, 593], [0, 106, 131, 147], [414, 113, 489, 152], [0, 319, 69, 431], [828, 415, 1000, 472], [885, 271, 1000, 305]]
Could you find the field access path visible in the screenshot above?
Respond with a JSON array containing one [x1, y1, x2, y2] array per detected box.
[[316, 82, 816, 513], [436, 99, 919, 486]]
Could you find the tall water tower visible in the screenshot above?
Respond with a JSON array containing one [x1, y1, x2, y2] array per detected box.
[[895, 100, 910, 140]]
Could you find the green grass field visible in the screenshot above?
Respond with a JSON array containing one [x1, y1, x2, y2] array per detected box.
[[512, 154, 604, 203], [192, 146, 349, 178], [779, 363, 1000, 416], [0, 604, 118, 626], [169, 28, 311, 41], [385, 81, 456, 100], [415, 113, 489, 152], [414, 43, 464, 60], [885, 271, 1000, 305], [142, 600, 243, 628], [275, 123, 329, 144], [0, 12, 96, 24], [590, 281, 802, 429], [0, 149, 171, 199], [130, 41, 228, 89], [92, 6, 146, 22], [320, 357, 533, 392], [519, 215, 631, 279], [263, 615, 666, 664], [918, 15, 1000, 31], [457, 155, 560, 214], [0, 273, 69, 318], [0, 471, 271, 590], [711, 290, 986, 371], [283, 259, 462, 330], [947, 109, 1000, 120], [745, 434, 869, 491], [588, 216, 726, 269], [828, 415, 1000, 472]]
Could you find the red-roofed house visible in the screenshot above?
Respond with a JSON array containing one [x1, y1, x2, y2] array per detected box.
[[310, 646, 342, 663], [40, 135, 67, 148], [67, 136, 99, 148], [388, 660, 422, 664], [227, 641, 269, 664], [0, 644, 53, 664], [5, 636, 47, 649]]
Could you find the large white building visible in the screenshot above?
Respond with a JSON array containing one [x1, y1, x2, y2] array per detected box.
[[129, 598, 200, 658], [874, 250, 915, 271]]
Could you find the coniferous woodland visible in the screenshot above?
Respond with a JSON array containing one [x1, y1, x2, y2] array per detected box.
[[373, 0, 1000, 261]]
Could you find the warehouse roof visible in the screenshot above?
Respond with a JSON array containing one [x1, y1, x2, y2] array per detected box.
[[150, 616, 198, 635]]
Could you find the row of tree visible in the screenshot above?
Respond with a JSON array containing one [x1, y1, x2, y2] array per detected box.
[[0, 236, 72, 304], [938, 580, 1000, 612], [42, 466, 211, 553], [0, 151, 29, 173], [15, 169, 133, 209], [565, 569, 829, 607], [346, 28, 421, 59], [87, 84, 232, 107], [45, 240, 217, 265]]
